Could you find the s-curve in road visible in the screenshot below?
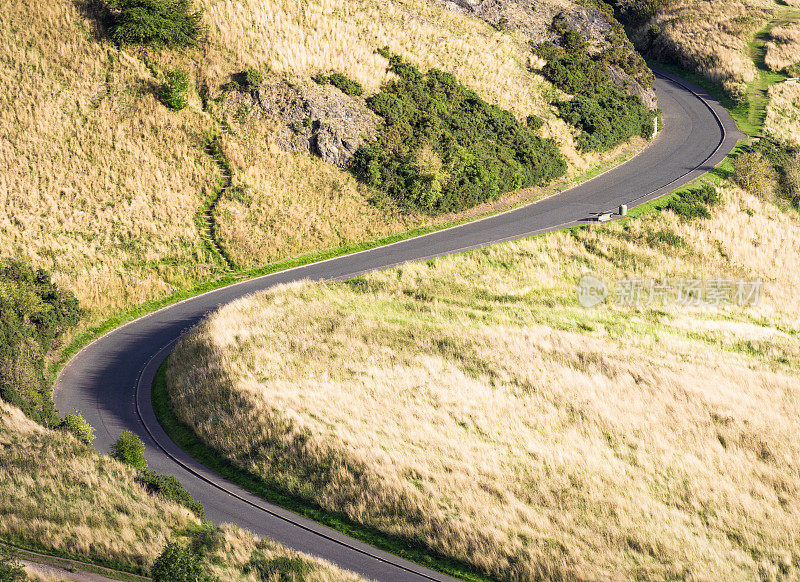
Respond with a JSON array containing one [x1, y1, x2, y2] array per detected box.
[[55, 67, 743, 582]]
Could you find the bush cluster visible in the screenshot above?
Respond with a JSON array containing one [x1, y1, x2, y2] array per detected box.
[[750, 139, 800, 205], [105, 0, 203, 47], [0, 260, 81, 425], [111, 430, 148, 470], [152, 542, 217, 582], [63, 410, 96, 446], [136, 470, 205, 519], [349, 50, 566, 213], [313, 72, 364, 96], [666, 182, 721, 219], [533, 24, 657, 152], [158, 69, 190, 111]]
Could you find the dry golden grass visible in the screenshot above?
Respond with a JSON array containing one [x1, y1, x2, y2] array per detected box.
[[168, 183, 800, 581], [2, 0, 635, 317], [0, 400, 364, 581], [642, 0, 772, 93], [200, 0, 625, 269], [765, 22, 800, 71], [0, 0, 224, 323], [765, 82, 800, 145]]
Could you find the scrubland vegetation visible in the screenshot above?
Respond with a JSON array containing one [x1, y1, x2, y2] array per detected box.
[[1, 0, 650, 321], [0, 0, 223, 323], [168, 150, 800, 580], [349, 50, 566, 214], [0, 400, 364, 581]]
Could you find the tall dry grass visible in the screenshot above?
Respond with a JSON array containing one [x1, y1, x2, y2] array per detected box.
[[765, 22, 800, 71], [0, 400, 364, 581], [0, 0, 223, 323], [199, 0, 629, 269], [168, 183, 800, 581], [2, 0, 636, 318], [641, 0, 772, 94], [765, 82, 800, 145]]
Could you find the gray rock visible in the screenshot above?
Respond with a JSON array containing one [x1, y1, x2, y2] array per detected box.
[[255, 79, 379, 167]]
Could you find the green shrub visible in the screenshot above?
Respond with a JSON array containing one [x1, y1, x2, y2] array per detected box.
[[158, 69, 190, 111], [111, 430, 148, 471], [666, 182, 720, 219], [526, 114, 544, 130], [106, 0, 203, 47], [0, 549, 27, 581], [646, 229, 686, 248], [151, 542, 217, 582], [349, 52, 566, 213], [535, 28, 656, 152], [243, 69, 263, 89], [136, 471, 205, 519], [732, 151, 777, 196], [327, 72, 364, 96], [244, 550, 312, 582], [63, 410, 96, 446], [557, 83, 655, 151], [0, 260, 81, 425]]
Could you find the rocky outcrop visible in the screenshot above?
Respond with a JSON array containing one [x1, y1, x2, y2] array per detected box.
[[254, 80, 380, 167], [434, 0, 658, 109], [606, 64, 658, 110]]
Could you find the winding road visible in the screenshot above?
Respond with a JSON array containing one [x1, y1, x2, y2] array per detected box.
[[55, 68, 743, 582]]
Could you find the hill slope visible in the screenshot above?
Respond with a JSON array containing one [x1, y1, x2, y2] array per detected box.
[[1, 0, 653, 323], [166, 172, 800, 580]]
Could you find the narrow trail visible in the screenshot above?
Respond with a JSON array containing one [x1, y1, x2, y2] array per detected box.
[[745, 6, 800, 132], [202, 140, 236, 274]]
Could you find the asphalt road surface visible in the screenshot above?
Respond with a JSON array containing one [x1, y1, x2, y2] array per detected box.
[[55, 68, 743, 582]]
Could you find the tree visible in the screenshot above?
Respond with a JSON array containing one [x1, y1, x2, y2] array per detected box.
[[107, 0, 204, 47], [111, 430, 148, 471], [63, 410, 96, 446], [151, 542, 217, 582]]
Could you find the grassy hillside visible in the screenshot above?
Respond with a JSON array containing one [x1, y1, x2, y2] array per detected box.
[[0, 399, 364, 581], [0, 0, 650, 322], [166, 167, 800, 580], [0, 0, 220, 322]]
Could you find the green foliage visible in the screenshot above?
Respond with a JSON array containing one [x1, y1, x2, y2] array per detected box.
[[63, 410, 96, 446], [243, 69, 263, 89], [106, 0, 204, 47], [751, 139, 798, 204], [558, 84, 655, 151], [666, 182, 721, 219], [151, 542, 217, 582], [606, 0, 674, 26], [526, 114, 544, 131], [313, 72, 364, 96], [136, 471, 205, 519], [646, 229, 686, 249], [158, 69, 190, 111], [0, 549, 27, 581], [534, 25, 656, 152], [111, 430, 148, 471], [349, 52, 566, 213], [0, 260, 81, 425], [244, 550, 312, 582]]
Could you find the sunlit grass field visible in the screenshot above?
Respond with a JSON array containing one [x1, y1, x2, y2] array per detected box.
[[0, 399, 364, 581], [167, 181, 800, 581]]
